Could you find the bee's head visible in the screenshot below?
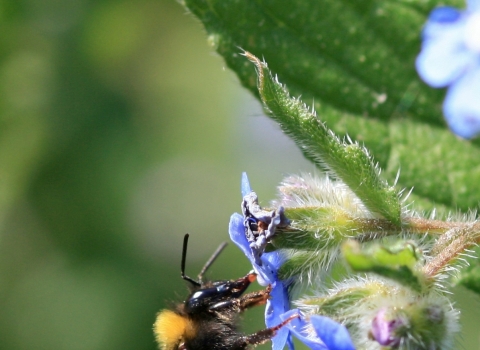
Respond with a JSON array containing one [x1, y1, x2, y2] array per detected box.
[[154, 234, 230, 350], [154, 310, 196, 350]]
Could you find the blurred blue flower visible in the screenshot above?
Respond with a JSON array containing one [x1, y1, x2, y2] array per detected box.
[[416, 0, 480, 138], [280, 310, 356, 350]]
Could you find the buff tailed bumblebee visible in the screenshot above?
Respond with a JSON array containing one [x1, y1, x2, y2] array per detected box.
[[154, 234, 294, 350]]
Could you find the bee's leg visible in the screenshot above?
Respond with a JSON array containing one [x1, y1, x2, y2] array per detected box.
[[208, 285, 271, 312], [235, 313, 299, 348], [238, 284, 272, 311]]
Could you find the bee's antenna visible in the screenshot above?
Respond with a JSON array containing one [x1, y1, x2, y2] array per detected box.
[[181, 234, 201, 287], [198, 241, 228, 283]]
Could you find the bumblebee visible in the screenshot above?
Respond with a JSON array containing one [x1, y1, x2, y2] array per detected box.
[[154, 234, 293, 350]]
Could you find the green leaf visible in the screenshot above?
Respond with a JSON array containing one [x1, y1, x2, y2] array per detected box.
[[181, 0, 480, 213], [244, 52, 401, 224], [342, 239, 424, 291]]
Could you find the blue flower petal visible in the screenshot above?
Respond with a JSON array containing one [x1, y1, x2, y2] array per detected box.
[[271, 327, 291, 350], [281, 310, 327, 350], [443, 64, 480, 138], [229, 213, 252, 259], [310, 316, 355, 350], [468, 0, 480, 12], [228, 213, 277, 285], [416, 11, 473, 87], [266, 280, 292, 350], [428, 6, 461, 23], [229, 214, 293, 350], [241, 172, 252, 197], [416, 0, 480, 138], [262, 250, 284, 272], [232, 173, 295, 350], [280, 310, 356, 350]]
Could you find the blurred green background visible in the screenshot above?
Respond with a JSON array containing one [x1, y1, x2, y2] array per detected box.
[[0, 0, 479, 349]]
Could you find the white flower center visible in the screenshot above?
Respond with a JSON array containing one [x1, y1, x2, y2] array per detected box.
[[465, 12, 480, 52]]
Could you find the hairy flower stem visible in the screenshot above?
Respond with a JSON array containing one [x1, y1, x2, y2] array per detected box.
[[274, 212, 480, 279], [273, 216, 462, 251], [422, 222, 480, 278], [403, 217, 476, 234]]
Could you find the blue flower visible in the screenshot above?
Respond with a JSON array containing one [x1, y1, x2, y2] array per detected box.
[[280, 310, 356, 350], [240, 173, 290, 266], [229, 173, 356, 350], [229, 212, 293, 350], [416, 0, 480, 138]]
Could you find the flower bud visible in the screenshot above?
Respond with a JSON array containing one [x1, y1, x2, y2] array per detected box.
[[297, 277, 459, 349]]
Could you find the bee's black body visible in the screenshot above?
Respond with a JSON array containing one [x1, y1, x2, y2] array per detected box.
[[154, 234, 293, 350]]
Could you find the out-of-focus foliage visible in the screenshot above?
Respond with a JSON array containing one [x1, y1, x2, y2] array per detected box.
[[0, 0, 315, 348]]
